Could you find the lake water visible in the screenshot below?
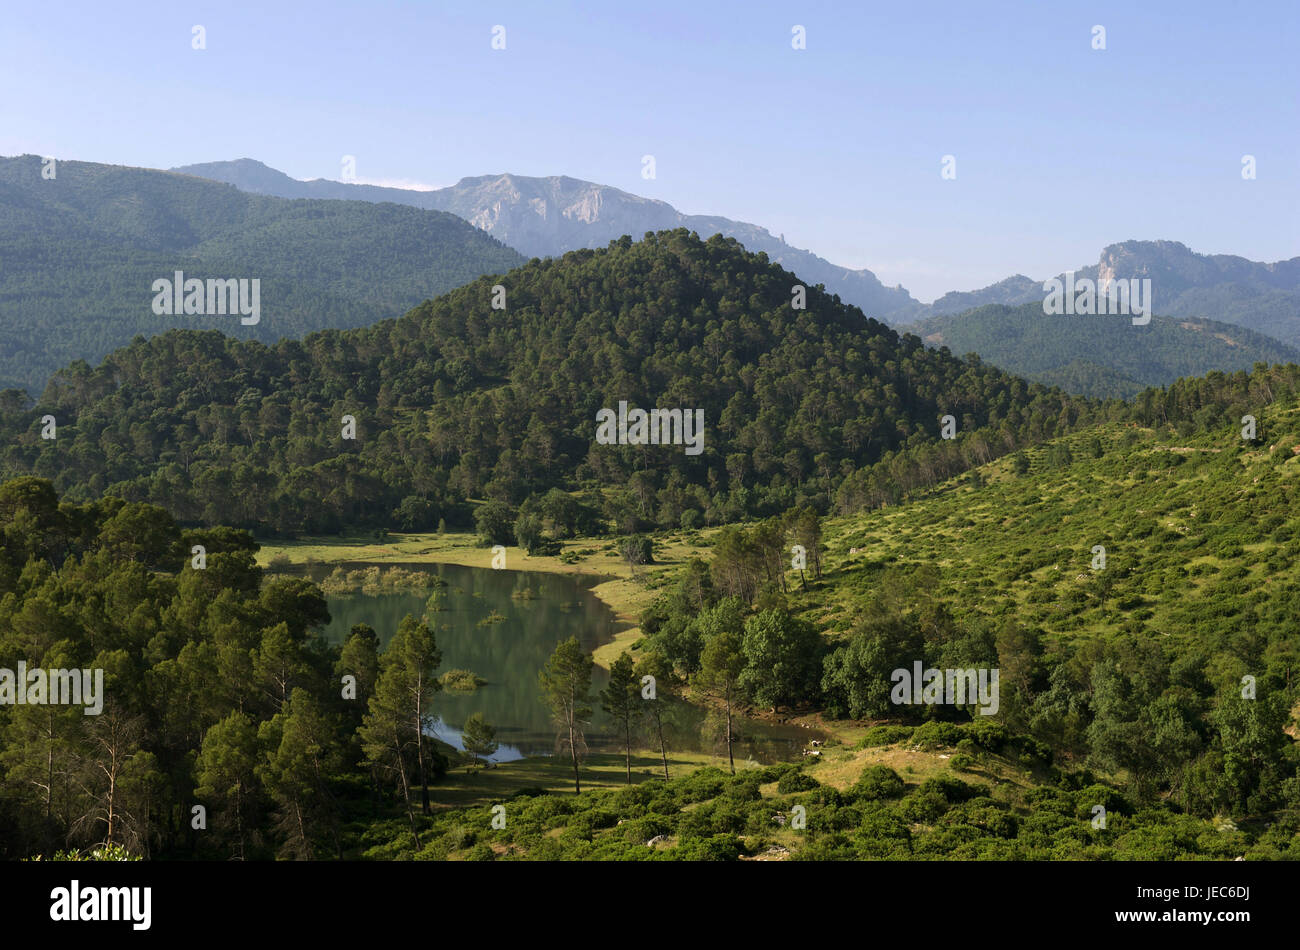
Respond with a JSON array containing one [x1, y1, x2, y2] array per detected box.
[[311, 561, 818, 764]]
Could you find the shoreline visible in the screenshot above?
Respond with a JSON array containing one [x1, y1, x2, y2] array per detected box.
[[257, 530, 840, 739], [254, 530, 702, 669]]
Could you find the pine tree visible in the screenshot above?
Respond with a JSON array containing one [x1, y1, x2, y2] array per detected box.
[[195, 711, 260, 860], [599, 652, 641, 783], [699, 628, 745, 774], [635, 651, 674, 781], [538, 637, 593, 794], [460, 713, 498, 769], [257, 689, 344, 859], [359, 614, 443, 844]]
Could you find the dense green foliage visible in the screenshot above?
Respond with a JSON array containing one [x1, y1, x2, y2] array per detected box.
[[833, 362, 1300, 512], [368, 367, 1300, 859], [1161, 282, 1300, 350], [610, 376, 1300, 854], [3, 218, 1298, 861], [0, 229, 1095, 534], [906, 303, 1300, 399], [4, 371, 1298, 860], [358, 752, 1300, 860], [0, 155, 523, 393], [829, 396, 1300, 814], [0, 477, 459, 859]]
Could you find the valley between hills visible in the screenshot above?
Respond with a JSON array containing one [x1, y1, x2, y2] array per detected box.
[[236, 399, 1300, 859], [0, 185, 1295, 863]]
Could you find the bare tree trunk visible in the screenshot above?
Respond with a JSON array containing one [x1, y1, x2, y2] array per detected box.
[[105, 770, 116, 846], [294, 799, 312, 859], [310, 754, 344, 861], [392, 725, 421, 848], [655, 708, 669, 780], [45, 740, 53, 820], [725, 692, 734, 775], [396, 759, 421, 848], [235, 782, 246, 861], [569, 718, 581, 794], [624, 721, 632, 784], [414, 676, 430, 815]]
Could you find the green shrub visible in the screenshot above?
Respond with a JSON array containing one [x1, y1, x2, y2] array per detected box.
[[911, 720, 964, 751], [854, 765, 905, 801], [671, 834, 743, 861], [898, 788, 950, 823], [464, 842, 496, 861], [439, 669, 486, 691], [720, 772, 764, 803], [964, 719, 1008, 752], [673, 768, 729, 804], [621, 816, 672, 844], [777, 771, 822, 794], [858, 725, 914, 748]]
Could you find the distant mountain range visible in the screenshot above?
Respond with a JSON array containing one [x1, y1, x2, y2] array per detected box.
[[171, 159, 919, 319], [0, 155, 523, 393], [175, 162, 1300, 353], [908, 302, 1300, 400], [4, 153, 1297, 402], [898, 241, 1300, 349]]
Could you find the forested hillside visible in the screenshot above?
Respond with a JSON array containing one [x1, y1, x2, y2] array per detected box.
[[906, 302, 1300, 399], [0, 230, 1096, 534], [5, 371, 1298, 861], [0, 155, 524, 392], [350, 366, 1300, 860], [0, 477, 466, 859]]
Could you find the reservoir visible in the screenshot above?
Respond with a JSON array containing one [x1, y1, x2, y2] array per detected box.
[[310, 561, 817, 764]]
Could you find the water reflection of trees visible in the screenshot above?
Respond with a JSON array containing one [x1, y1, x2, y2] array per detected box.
[[319, 562, 814, 762]]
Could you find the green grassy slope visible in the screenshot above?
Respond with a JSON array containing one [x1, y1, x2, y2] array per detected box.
[[358, 399, 1300, 861], [823, 406, 1300, 651]]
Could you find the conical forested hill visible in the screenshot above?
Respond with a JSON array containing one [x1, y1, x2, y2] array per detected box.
[[0, 230, 1096, 533]]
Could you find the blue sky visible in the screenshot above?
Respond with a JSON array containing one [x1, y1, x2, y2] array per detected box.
[[2, 0, 1296, 301]]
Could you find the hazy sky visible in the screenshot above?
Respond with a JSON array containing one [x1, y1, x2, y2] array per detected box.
[[2, 0, 1296, 301]]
